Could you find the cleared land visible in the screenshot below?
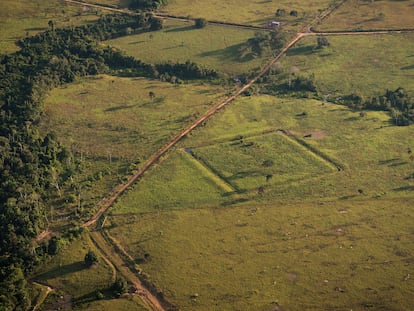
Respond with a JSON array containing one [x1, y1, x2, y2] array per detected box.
[[316, 0, 414, 31], [282, 33, 414, 97], [0, 0, 102, 54], [107, 198, 414, 311], [28, 0, 414, 310], [33, 235, 114, 303], [104, 94, 414, 310], [162, 0, 335, 29], [41, 75, 226, 221], [106, 20, 264, 76]]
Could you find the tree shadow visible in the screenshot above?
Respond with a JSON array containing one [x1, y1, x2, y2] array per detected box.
[[400, 64, 414, 70], [105, 104, 135, 112], [393, 185, 414, 192], [165, 25, 195, 33], [36, 261, 86, 280], [197, 43, 251, 63], [286, 45, 315, 56]]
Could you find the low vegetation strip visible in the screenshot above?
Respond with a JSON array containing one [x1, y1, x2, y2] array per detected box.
[[277, 129, 344, 171], [180, 149, 236, 193]]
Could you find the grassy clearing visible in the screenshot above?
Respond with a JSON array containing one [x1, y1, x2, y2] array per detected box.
[[42, 74, 225, 219], [111, 94, 413, 213], [33, 235, 113, 302], [179, 95, 414, 202], [0, 0, 102, 54], [75, 296, 149, 311], [162, 0, 334, 29], [43, 75, 225, 161], [191, 132, 334, 191], [105, 19, 264, 76], [316, 0, 414, 31], [107, 198, 414, 311], [93, 0, 130, 8], [112, 150, 228, 214], [282, 33, 414, 97]]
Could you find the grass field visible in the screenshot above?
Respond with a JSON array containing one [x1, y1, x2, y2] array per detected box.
[[184, 96, 414, 200], [0, 0, 103, 54], [190, 132, 335, 191], [316, 0, 414, 31], [111, 95, 414, 215], [41, 75, 226, 219], [106, 20, 265, 76], [112, 150, 227, 214], [162, 0, 334, 29], [25, 1, 414, 310], [76, 296, 149, 310], [282, 33, 414, 97], [34, 235, 114, 303], [107, 198, 414, 311]]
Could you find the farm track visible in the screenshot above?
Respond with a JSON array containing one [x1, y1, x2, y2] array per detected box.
[[89, 231, 171, 311], [40, 1, 414, 310]]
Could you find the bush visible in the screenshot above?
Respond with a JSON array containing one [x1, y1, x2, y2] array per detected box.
[[195, 18, 207, 28], [84, 250, 98, 267], [112, 277, 128, 297]]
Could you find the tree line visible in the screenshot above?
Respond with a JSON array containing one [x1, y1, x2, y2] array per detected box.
[[339, 88, 414, 126], [0, 12, 216, 311]]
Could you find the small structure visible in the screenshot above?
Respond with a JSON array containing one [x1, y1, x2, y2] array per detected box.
[[269, 21, 281, 28]]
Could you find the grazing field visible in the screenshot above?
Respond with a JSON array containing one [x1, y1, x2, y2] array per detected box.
[[107, 198, 414, 311], [20, 0, 414, 310], [34, 235, 114, 304], [190, 131, 335, 191], [77, 296, 149, 311], [182, 96, 414, 202], [315, 0, 414, 31], [106, 20, 264, 76], [162, 0, 335, 29], [112, 151, 227, 215], [41, 75, 226, 219], [111, 95, 414, 214], [282, 33, 414, 97], [0, 0, 102, 54]]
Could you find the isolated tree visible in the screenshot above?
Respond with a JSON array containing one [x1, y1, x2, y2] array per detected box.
[[112, 277, 127, 297], [149, 91, 155, 100], [48, 20, 55, 31], [84, 250, 98, 267], [317, 36, 330, 48], [275, 8, 286, 16], [290, 10, 298, 17], [195, 18, 207, 28]]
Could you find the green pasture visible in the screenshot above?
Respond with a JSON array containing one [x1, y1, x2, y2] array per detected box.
[[282, 33, 414, 97], [112, 150, 227, 215], [106, 19, 265, 76], [0, 0, 102, 54], [107, 198, 414, 310], [42, 74, 225, 220], [76, 296, 149, 311], [93, 0, 130, 8], [111, 94, 413, 215], [191, 132, 335, 191], [180, 95, 414, 202], [33, 235, 114, 303], [316, 0, 414, 31], [162, 0, 334, 29]]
